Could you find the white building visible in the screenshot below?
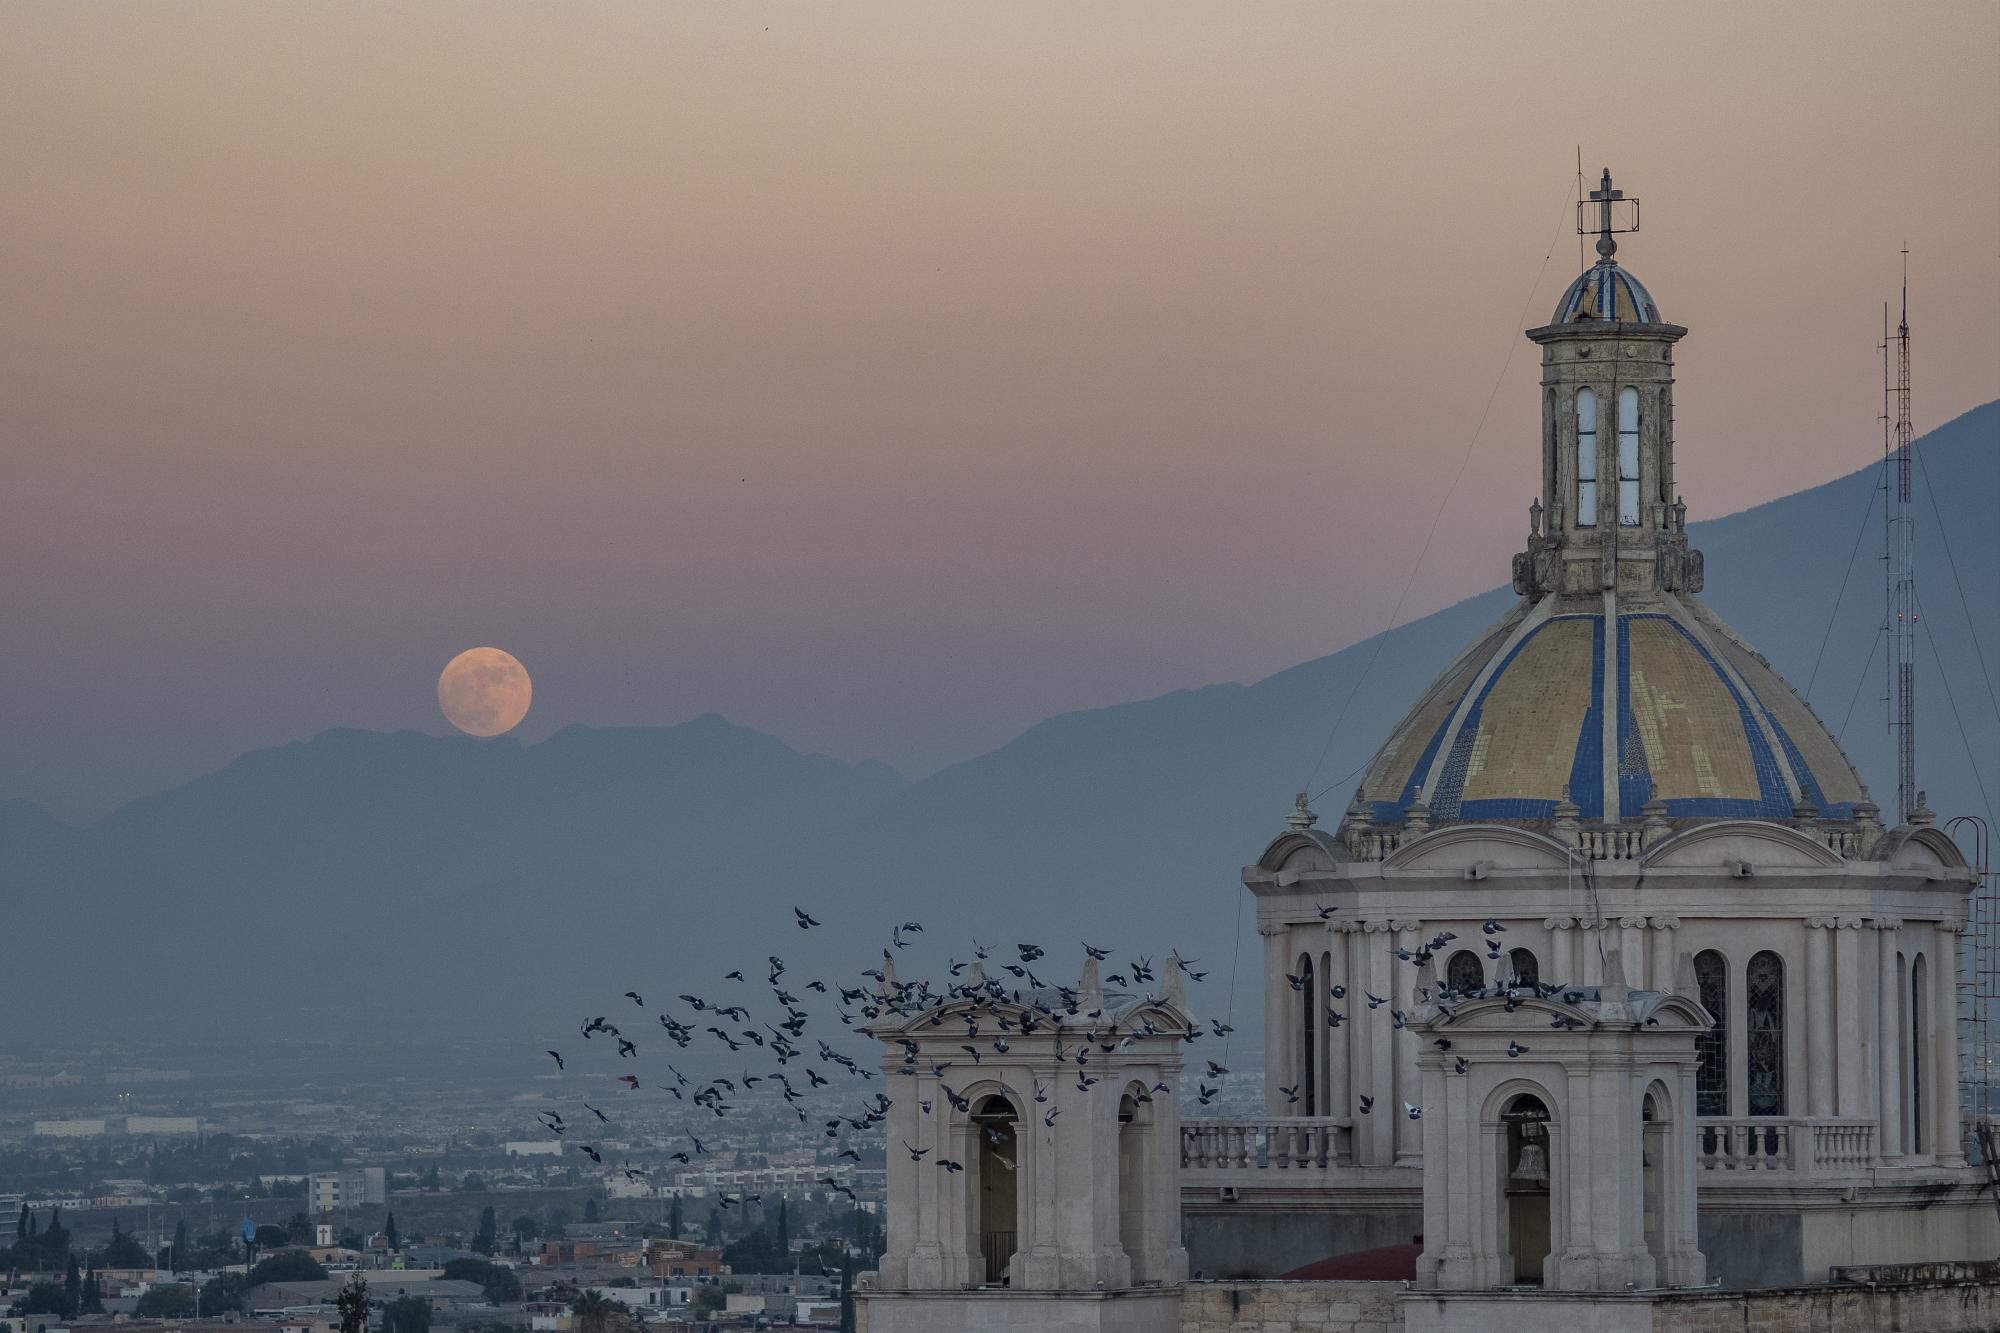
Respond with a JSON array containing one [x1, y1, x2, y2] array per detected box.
[[306, 1167, 386, 1211], [860, 170, 1996, 1332]]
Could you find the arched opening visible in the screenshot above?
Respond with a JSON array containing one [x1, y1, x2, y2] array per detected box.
[[1642, 1086, 1669, 1275], [1500, 1092, 1553, 1285], [1746, 950, 1786, 1116], [971, 1095, 1018, 1285], [1575, 388, 1599, 528], [1447, 950, 1485, 995], [1296, 952, 1317, 1114], [1508, 948, 1539, 989], [1911, 952, 1927, 1155], [1118, 1088, 1146, 1280], [1694, 950, 1729, 1116]]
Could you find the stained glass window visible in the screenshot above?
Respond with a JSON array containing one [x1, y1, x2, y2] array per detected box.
[[1447, 950, 1485, 994], [1694, 950, 1728, 1116], [1746, 950, 1785, 1116], [1509, 948, 1539, 989]]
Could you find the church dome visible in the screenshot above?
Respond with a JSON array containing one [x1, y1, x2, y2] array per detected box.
[[1354, 596, 1868, 828], [1553, 260, 1661, 324]]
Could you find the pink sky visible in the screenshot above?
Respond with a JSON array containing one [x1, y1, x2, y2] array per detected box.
[[4, 2, 1996, 819]]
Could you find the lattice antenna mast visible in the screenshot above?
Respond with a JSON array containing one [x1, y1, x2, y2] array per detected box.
[[1886, 250, 1917, 823]]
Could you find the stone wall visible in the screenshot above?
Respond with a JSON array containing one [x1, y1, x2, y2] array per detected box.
[[1185, 1278, 2000, 1333], [1178, 1281, 1402, 1333], [1653, 1279, 2000, 1333]]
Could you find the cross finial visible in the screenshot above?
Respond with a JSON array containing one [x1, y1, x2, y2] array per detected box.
[[1589, 167, 1623, 260]]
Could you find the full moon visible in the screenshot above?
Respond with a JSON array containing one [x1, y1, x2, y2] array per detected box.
[[437, 647, 533, 737]]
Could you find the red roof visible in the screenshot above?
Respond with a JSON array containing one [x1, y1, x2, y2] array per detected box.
[[1279, 1241, 1422, 1281]]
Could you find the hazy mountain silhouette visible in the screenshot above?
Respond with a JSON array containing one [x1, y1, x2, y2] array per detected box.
[[9, 402, 1994, 1052]]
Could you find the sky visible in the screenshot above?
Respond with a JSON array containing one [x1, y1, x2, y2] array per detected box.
[[4, 2, 1996, 822]]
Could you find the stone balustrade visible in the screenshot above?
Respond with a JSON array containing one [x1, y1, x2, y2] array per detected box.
[[1181, 1117, 1352, 1172], [1694, 1116, 1876, 1176]]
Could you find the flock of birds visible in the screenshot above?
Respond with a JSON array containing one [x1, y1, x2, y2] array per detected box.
[[534, 907, 1228, 1201], [533, 905, 1604, 1190]]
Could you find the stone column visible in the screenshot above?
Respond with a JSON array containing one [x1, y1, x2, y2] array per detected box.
[[1876, 918, 1904, 1162], [1361, 921, 1397, 1165], [1806, 918, 1835, 1117], [1393, 920, 1423, 1164], [1648, 917, 1680, 997], [1619, 915, 1649, 988], [1935, 923, 1966, 1165], [1578, 917, 1606, 986], [1314, 941, 1332, 1116], [1327, 924, 1353, 1124], [1260, 925, 1289, 1116], [1834, 916, 1866, 1117], [1545, 916, 1578, 988]]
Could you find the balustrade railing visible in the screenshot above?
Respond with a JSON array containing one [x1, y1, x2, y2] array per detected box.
[[1694, 1117, 1876, 1176], [1180, 1117, 1351, 1171]]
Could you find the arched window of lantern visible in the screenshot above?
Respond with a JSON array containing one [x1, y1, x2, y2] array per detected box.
[[1746, 951, 1785, 1116], [1575, 388, 1599, 527], [1447, 950, 1484, 995], [1508, 947, 1539, 989], [1618, 386, 1641, 526], [1693, 950, 1728, 1116]]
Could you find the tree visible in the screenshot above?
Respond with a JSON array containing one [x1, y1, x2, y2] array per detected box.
[[381, 1294, 431, 1333], [248, 1250, 329, 1285], [441, 1258, 520, 1304], [582, 1199, 599, 1222], [287, 1211, 313, 1245], [171, 1218, 191, 1269], [473, 1206, 497, 1255], [336, 1274, 369, 1333], [383, 1211, 400, 1251], [136, 1284, 198, 1318], [254, 1223, 290, 1249], [105, 1218, 150, 1267], [509, 1215, 537, 1245], [200, 1271, 247, 1314], [80, 1260, 104, 1313], [666, 1197, 682, 1239], [568, 1290, 621, 1333], [64, 1255, 83, 1316], [690, 1286, 723, 1316], [21, 1282, 67, 1315], [423, 1164, 441, 1191], [776, 1201, 789, 1256], [14, 1204, 25, 1244], [839, 1251, 855, 1333], [721, 1230, 781, 1274], [704, 1208, 721, 1246]]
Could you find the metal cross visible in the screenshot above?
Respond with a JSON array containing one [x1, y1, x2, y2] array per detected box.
[[1581, 166, 1637, 259]]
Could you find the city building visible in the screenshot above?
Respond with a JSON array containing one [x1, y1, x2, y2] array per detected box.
[[305, 1167, 387, 1212]]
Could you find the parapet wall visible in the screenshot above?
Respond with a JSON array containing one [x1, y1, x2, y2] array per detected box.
[[1183, 1278, 2000, 1333], [1180, 1282, 1403, 1332]]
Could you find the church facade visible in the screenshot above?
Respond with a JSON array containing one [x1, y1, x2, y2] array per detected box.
[[859, 172, 1990, 1332]]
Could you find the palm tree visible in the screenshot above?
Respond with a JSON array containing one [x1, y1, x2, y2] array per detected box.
[[570, 1290, 621, 1333]]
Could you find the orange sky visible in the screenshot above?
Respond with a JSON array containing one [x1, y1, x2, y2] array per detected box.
[[4, 2, 1996, 818]]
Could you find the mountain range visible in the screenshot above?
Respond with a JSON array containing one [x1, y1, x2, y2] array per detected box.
[[8, 400, 1995, 1055]]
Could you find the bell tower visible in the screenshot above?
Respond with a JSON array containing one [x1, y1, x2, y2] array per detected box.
[[1514, 169, 1700, 601]]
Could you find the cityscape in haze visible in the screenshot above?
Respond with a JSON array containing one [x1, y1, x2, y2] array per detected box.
[[4, 4, 1997, 1333]]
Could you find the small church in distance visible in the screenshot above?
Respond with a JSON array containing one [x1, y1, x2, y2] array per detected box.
[[856, 173, 1993, 1333]]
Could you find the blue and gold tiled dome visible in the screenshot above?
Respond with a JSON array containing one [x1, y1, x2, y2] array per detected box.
[[1553, 260, 1661, 324], [1356, 597, 1867, 827]]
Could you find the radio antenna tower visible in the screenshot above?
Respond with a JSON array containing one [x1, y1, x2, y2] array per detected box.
[[1883, 248, 1917, 823]]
